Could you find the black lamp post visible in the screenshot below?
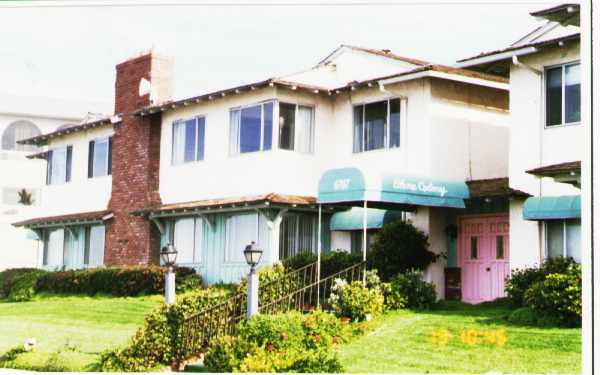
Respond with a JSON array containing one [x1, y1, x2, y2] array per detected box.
[[161, 244, 178, 305], [244, 241, 263, 319]]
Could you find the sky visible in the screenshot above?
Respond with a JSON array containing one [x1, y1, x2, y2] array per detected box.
[[0, 0, 559, 113]]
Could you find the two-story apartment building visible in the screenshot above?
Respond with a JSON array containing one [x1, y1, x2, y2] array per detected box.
[[458, 4, 581, 274], [14, 45, 512, 300], [0, 94, 109, 270]]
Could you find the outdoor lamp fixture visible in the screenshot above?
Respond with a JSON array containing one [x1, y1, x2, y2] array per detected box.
[[161, 244, 178, 305], [244, 241, 263, 319]]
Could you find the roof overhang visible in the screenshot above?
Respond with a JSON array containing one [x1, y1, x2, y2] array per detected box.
[[379, 68, 509, 91], [466, 177, 531, 199], [17, 116, 120, 146], [455, 46, 538, 69], [526, 161, 581, 188], [13, 210, 112, 229], [530, 4, 580, 26]]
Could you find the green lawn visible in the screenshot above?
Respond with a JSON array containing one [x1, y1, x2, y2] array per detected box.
[[337, 301, 581, 373], [0, 294, 163, 371]]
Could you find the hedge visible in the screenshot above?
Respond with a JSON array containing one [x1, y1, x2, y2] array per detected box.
[[0, 268, 41, 299]]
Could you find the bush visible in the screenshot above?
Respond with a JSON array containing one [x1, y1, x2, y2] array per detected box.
[[282, 251, 317, 270], [98, 287, 231, 372], [8, 270, 47, 302], [505, 257, 577, 307], [204, 310, 346, 373], [387, 270, 437, 310], [507, 307, 537, 326], [328, 279, 384, 321], [367, 220, 436, 281], [524, 265, 581, 327], [36, 266, 200, 297], [0, 268, 41, 299], [282, 251, 363, 278]]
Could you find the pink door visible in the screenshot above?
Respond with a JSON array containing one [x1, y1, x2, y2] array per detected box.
[[459, 215, 509, 304]]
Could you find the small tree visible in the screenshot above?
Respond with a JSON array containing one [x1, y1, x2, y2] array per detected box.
[[17, 189, 33, 205], [367, 220, 436, 281]]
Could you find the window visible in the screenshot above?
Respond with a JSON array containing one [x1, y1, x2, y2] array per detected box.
[[545, 219, 581, 262], [172, 217, 203, 264], [350, 231, 377, 255], [88, 137, 112, 177], [1, 120, 41, 151], [43, 228, 64, 267], [63, 229, 81, 269], [470, 237, 478, 259], [353, 98, 401, 153], [172, 117, 205, 164], [545, 62, 580, 126], [47, 146, 72, 185], [225, 212, 268, 262], [84, 225, 105, 267], [496, 236, 504, 259], [230, 102, 273, 155], [279, 214, 318, 259], [278, 103, 314, 153]]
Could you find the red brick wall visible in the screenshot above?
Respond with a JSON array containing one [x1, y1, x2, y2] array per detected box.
[[105, 53, 163, 266]]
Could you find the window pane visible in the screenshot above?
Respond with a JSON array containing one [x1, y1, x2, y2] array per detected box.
[[565, 64, 581, 123], [470, 237, 478, 259], [496, 236, 504, 259], [566, 219, 581, 263], [389, 99, 401, 148], [297, 106, 314, 153], [546, 67, 563, 126], [229, 110, 241, 155], [279, 215, 298, 259], [240, 105, 262, 153], [365, 101, 387, 151], [88, 225, 105, 267], [226, 213, 258, 262], [174, 218, 196, 264], [546, 220, 564, 258], [353, 106, 364, 153], [51, 147, 67, 184], [197, 117, 205, 161], [172, 121, 186, 164], [279, 103, 296, 150], [45, 228, 64, 267], [350, 231, 362, 255], [184, 118, 197, 162], [93, 139, 109, 177], [263, 102, 273, 151], [297, 215, 316, 254]]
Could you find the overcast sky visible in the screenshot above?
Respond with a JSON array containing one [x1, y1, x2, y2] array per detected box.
[[0, 0, 559, 112]]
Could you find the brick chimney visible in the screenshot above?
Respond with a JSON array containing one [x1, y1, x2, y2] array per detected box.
[[105, 52, 173, 266]]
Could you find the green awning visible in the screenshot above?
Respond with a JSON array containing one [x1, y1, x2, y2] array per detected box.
[[330, 208, 403, 231], [523, 195, 581, 220], [318, 167, 469, 208]]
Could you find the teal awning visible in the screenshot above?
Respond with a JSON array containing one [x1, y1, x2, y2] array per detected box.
[[330, 208, 403, 231], [318, 167, 470, 209], [523, 195, 581, 220]]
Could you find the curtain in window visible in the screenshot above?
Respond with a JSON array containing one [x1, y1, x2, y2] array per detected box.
[[565, 64, 581, 123], [566, 219, 581, 263], [194, 218, 204, 263], [279, 215, 298, 259], [296, 106, 314, 153], [546, 67, 563, 126], [279, 214, 316, 259], [365, 101, 387, 151], [50, 147, 67, 185], [389, 99, 401, 148], [172, 120, 186, 164], [546, 220, 564, 259], [44, 229, 64, 267], [263, 102, 273, 151], [88, 225, 105, 267], [174, 218, 196, 263], [226, 213, 259, 262], [229, 110, 241, 155], [279, 103, 296, 150], [353, 106, 364, 153], [63, 229, 82, 269]]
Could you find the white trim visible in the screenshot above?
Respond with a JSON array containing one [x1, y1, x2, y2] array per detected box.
[[454, 46, 538, 68], [379, 70, 509, 90]]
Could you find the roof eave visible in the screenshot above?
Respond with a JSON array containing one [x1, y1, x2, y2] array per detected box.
[[378, 68, 509, 91], [456, 46, 538, 68]]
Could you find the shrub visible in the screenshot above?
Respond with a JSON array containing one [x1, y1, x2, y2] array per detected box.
[[36, 266, 200, 297], [328, 279, 384, 321], [282, 251, 317, 270], [237, 347, 343, 373], [236, 311, 306, 350], [367, 220, 436, 281], [507, 307, 537, 326], [0, 268, 41, 299], [8, 270, 47, 302], [203, 335, 256, 373], [505, 257, 577, 307], [524, 265, 581, 327], [387, 270, 437, 310], [98, 287, 231, 372], [282, 250, 363, 278]]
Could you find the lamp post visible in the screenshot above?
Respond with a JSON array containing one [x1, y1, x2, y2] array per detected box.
[[161, 244, 178, 305], [244, 241, 263, 319]]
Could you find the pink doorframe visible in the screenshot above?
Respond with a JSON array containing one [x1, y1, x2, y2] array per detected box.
[[458, 214, 510, 304]]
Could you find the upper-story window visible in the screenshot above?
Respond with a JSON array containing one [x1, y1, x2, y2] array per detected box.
[[1, 120, 41, 152], [278, 103, 315, 153], [172, 116, 205, 164], [230, 102, 273, 155], [47, 145, 72, 185], [353, 98, 401, 153], [88, 137, 112, 178], [545, 62, 580, 127]]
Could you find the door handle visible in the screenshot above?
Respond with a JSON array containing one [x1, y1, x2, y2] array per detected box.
[[486, 267, 491, 272]]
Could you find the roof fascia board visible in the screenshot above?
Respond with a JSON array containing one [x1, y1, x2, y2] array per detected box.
[[379, 70, 509, 91], [455, 46, 538, 68], [24, 218, 104, 229]]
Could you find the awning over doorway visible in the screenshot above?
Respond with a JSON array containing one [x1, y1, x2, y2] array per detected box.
[[330, 207, 403, 231], [523, 195, 581, 220], [318, 167, 470, 208]]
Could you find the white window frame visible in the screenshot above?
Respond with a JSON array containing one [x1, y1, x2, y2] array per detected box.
[[91, 137, 110, 178], [277, 101, 316, 154], [229, 100, 275, 156], [171, 115, 206, 165], [544, 219, 580, 260], [543, 60, 581, 128], [352, 97, 404, 153]]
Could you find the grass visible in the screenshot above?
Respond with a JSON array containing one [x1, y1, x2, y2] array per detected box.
[[0, 293, 163, 371], [337, 301, 581, 373]]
